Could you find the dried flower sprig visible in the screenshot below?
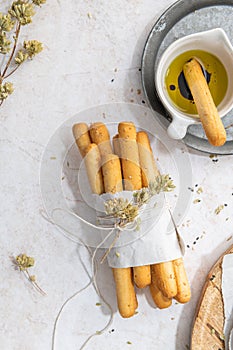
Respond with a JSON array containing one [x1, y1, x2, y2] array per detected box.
[[105, 198, 139, 225], [0, 0, 45, 106], [105, 174, 175, 227], [9, 1, 35, 25], [133, 174, 175, 206], [0, 13, 15, 32], [14, 253, 46, 295], [0, 81, 13, 100]]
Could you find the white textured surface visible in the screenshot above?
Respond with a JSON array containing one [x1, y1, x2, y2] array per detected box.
[[1, 1, 233, 350]]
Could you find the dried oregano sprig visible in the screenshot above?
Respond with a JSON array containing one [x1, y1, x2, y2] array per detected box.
[[14, 253, 46, 295], [133, 174, 175, 206], [0, 0, 45, 106], [105, 198, 139, 225], [105, 174, 175, 227], [16, 253, 35, 270]]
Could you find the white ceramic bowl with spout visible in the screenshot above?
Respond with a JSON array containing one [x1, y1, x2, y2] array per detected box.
[[155, 28, 233, 140]]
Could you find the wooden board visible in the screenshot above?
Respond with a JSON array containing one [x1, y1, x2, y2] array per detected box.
[[191, 245, 233, 350]]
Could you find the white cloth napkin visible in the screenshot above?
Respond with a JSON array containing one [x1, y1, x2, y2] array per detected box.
[[94, 191, 184, 268]]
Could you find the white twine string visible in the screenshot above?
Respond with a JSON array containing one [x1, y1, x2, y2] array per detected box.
[[40, 209, 115, 350]]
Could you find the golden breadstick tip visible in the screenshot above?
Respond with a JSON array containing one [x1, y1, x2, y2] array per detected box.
[[150, 265, 172, 309], [118, 122, 142, 191], [173, 258, 191, 303], [112, 267, 138, 318], [72, 123, 91, 157], [151, 261, 178, 299], [102, 154, 123, 194], [118, 121, 136, 139], [150, 283, 172, 309], [89, 122, 113, 156], [137, 131, 160, 187], [133, 265, 151, 289], [84, 143, 104, 195], [183, 58, 226, 147]]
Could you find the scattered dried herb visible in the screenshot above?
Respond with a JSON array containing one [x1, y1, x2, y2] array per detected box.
[[14, 253, 46, 295], [215, 205, 225, 215], [193, 199, 201, 204], [196, 187, 203, 194]]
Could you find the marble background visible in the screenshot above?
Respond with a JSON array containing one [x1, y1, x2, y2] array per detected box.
[[1, 0, 233, 349]]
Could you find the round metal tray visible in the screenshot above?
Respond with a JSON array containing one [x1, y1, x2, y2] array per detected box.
[[142, 0, 233, 154]]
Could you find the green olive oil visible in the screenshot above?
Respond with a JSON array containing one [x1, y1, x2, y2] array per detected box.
[[165, 50, 228, 116]]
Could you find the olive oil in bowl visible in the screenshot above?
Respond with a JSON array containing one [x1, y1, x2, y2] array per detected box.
[[165, 50, 228, 116]]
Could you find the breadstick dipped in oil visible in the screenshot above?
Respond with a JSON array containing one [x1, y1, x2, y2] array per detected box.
[[150, 265, 172, 309], [137, 131, 190, 302], [183, 58, 226, 147], [72, 123, 91, 157], [102, 153, 138, 318], [118, 122, 151, 289], [89, 122, 113, 156]]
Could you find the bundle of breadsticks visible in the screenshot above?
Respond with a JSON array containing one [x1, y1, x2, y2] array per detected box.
[[73, 121, 191, 318]]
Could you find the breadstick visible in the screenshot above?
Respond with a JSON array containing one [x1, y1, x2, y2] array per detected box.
[[72, 123, 91, 157], [102, 151, 137, 318], [118, 122, 151, 288], [173, 258, 191, 303], [89, 122, 113, 156], [137, 131, 159, 187], [133, 265, 151, 289], [74, 123, 137, 318], [112, 267, 138, 318], [118, 122, 142, 191], [112, 134, 121, 157], [183, 58, 226, 147], [152, 261, 177, 298], [138, 131, 191, 302], [84, 143, 104, 195], [102, 154, 123, 193], [150, 265, 172, 309]]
